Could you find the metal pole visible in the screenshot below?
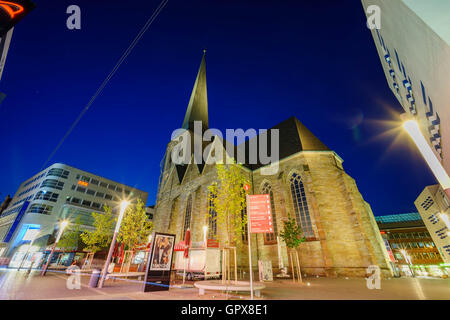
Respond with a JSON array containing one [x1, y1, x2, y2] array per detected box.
[[98, 231, 118, 288], [247, 194, 254, 300], [40, 242, 57, 276]]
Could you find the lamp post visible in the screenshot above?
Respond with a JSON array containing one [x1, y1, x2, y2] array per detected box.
[[401, 116, 450, 199], [400, 249, 414, 277], [40, 220, 69, 276], [98, 200, 129, 288]]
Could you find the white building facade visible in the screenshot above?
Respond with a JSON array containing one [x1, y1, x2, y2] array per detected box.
[[361, 0, 450, 173], [415, 185, 450, 264], [0, 163, 148, 259]]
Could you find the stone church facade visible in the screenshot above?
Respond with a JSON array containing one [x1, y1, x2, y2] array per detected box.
[[153, 54, 393, 278]]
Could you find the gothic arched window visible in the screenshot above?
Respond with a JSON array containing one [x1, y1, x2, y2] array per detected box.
[[261, 182, 278, 244], [208, 192, 217, 239], [289, 173, 314, 238], [182, 195, 192, 240]]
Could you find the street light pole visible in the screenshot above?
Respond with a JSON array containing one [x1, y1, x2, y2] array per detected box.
[[98, 200, 129, 288], [401, 115, 450, 199], [41, 220, 69, 276]]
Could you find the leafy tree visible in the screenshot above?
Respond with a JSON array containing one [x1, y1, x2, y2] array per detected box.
[[80, 205, 115, 253], [208, 162, 249, 247], [58, 217, 83, 252], [117, 198, 153, 250], [279, 214, 306, 249]]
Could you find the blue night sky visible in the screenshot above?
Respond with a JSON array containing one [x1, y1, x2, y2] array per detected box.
[[0, 0, 436, 215]]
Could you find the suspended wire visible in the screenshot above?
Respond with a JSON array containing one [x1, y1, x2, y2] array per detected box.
[[41, 0, 169, 170]]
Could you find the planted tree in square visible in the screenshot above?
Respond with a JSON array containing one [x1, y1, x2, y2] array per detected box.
[[80, 205, 115, 253], [279, 213, 305, 283]]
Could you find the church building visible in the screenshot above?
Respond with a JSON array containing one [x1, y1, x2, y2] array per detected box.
[[153, 53, 393, 278]]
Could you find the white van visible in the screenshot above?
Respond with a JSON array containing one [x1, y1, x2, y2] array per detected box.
[[174, 247, 221, 280]]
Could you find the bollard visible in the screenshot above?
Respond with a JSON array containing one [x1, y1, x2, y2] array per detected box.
[[89, 269, 101, 288]]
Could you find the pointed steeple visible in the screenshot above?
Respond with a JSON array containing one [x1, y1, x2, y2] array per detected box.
[[182, 51, 209, 131]]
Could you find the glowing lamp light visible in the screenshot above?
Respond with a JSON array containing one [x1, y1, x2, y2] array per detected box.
[[56, 220, 69, 242], [402, 119, 450, 197], [78, 180, 88, 187], [115, 200, 130, 233], [0, 1, 24, 19]]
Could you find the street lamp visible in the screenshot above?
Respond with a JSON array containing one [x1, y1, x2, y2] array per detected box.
[[401, 116, 450, 198], [98, 200, 129, 288], [400, 248, 414, 277], [40, 220, 69, 276]]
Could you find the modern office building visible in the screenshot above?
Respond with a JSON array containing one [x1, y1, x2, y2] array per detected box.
[[0, 163, 148, 263], [376, 212, 447, 277], [361, 0, 450, 174], [415, 185, 450, 264]]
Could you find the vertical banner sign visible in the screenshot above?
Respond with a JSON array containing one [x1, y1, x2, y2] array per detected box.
[[3, 201, 29, 242], [142, 232, 176, 292], [247, 194, 273, 233]]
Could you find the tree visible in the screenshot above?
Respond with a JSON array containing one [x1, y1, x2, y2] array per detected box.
[[278, 214, 306, 249], [58, 217, 83, 252], [80, 205, 115, 253], [208, 161, 249, 248], [117, 198, 153, 250], [278, 213, 306, 283]]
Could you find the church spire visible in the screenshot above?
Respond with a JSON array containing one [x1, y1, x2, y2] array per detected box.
[[182, 51, 209, 130]]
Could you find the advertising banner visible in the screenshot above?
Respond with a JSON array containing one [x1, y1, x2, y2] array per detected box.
[[142, 232, 176, 292]]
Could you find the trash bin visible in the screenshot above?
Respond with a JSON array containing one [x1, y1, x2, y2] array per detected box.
[[89, 269, 101, 288]]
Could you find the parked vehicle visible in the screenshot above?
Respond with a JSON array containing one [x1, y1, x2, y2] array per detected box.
[[174, 248, 221, 280]]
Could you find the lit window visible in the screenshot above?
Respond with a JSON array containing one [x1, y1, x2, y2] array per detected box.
[[207, 192, 217, 240], [289, 173, 314, 238], [182, 195, 192, 240], [261, 182, 278, 244]]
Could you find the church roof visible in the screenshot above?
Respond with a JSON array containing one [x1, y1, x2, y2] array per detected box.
[[182, 52, 209, 131], [240, 116, 330, 170]]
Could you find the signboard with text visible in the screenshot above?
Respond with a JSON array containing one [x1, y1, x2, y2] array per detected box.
[[247, 194, 273, 234]]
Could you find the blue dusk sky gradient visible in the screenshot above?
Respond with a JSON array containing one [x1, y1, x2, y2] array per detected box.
[[0, 0, 436, 215]]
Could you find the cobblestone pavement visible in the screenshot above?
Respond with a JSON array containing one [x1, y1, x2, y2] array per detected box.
[[0, 268, 448, 300]]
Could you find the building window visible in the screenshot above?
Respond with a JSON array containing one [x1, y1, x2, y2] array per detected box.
[[76, 186, 86, 193], [86, 189, 95, 196], [104, 194, 113, 200], [261, 182, 278, 244], [96, 192, 104, 198], [34, 191, 59, 202], [82, 200, 92, 207], [91, 179, 99, 186], [207, 192, 217, 240], [100, 182, 107, 188], [289, 173, 314, 238], [27, 204, 53, 215], [182, 195, 192, 240], [41, 179, 64, 190], [46, 168, 70, 179]]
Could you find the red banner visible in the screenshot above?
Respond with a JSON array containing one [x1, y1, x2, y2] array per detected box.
[[247, 194, 273, 234], [207, 239, 219, 248]]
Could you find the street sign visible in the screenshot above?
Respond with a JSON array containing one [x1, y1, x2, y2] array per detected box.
[[247, 194, 273, 234], [244, 184, 250, 191]]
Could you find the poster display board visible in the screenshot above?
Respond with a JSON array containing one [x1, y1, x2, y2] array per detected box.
[[258, 260, 273, 282], [142, 232, 176, 292]]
